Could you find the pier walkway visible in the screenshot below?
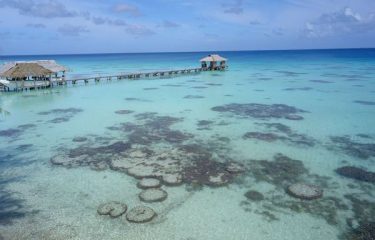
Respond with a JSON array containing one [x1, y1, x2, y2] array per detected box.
[[0, 67, 205, 92]]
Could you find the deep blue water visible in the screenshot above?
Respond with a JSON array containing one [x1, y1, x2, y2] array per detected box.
[[0, 49, 374, 240]]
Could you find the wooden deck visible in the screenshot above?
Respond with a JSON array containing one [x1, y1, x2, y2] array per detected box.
[[0, 67, 205, 92]]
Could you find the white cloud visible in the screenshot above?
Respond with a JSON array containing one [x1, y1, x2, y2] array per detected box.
[[125, 24, 155, 36], [0, 0, 77, 18], [26, 23, 46, 28], [160, 20, 180, 28], [304, 7, 375, 37], [58, 24, 89, 36], [222, 0, 244, 15], [113, 3, 141, 17]]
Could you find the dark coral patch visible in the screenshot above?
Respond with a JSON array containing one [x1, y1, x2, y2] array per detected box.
[[197, 120, 214, 126], [356, 134, 372, 139], [196, 120, 215, 130], [38, 108, 83, 115], [336, 166, 375, 183], [191, 86, 208, 89], [344, 194, 375, 229], [182, 158, 233, 187], [52, 141, 132, 170], [0, 190, 27, 225], [211, 103, 307, 120], [69, 141, 131, 158], [344, 222, 375, 240], [124, 97, 149, 102], [48, 117, 71, 124], [276, 71, 306, 77], [109, 113, 192, 145], [244, 190, 264, 201], [72, 137, 88, 143], [310, 80, 334, 83], [38, 108, 83, 124], [115, 110, 134, 115], [0, 129, 22, 138], [161, 84, 183, 87], [354, 101, 375, 106], [248, 154, 308, 187], [184, 95, 205, 99], [285, 114, 304, 120], [243, 132, 282, 142], [283, 87, 313, 91], [143, 88, 158, 90], [16, 144, 33, 151], [260, 123, 292, 134], [17, 124, 36, 130], [330, 136, 375, 159], [248, 122, 316, 147]]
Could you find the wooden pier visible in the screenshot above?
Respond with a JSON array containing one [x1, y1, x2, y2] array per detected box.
[[0, 54, 228, 92], [0, 67, 205, 92]]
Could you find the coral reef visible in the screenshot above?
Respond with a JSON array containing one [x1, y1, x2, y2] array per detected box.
[[126, 206, 156, 223], [286, 183, 323, 200], [212, 103, 306, 120], [139, 189, 168, 203], [336, 166, 375, 183], [137, 178, 162, 189], [244, 190, 264, 201], [97, 202, 127, 218], [330, 136, 375, 159]]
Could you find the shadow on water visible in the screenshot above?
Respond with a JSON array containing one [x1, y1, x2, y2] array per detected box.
[[0, 176, 27, 225], [0, 149, 39, 225]]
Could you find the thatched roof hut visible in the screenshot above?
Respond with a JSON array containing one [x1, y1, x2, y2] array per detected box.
[[0, 63, 53, 78], [200, 54, 227, 71], [0, 60, 68, 79], [200, 54, 227, 62]]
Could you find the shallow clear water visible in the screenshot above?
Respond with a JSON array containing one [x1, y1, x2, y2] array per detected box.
[[0, 50, 374, 240]]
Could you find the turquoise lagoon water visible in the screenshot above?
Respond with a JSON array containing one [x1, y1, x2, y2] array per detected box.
[[0, 49, 374, 240]]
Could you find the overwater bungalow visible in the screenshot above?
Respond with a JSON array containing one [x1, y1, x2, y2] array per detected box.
[[0, 60, 68, 91], [200, 54, 227, 71]]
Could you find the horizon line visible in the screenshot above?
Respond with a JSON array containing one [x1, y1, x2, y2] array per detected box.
[[1, 46, 374, 58]]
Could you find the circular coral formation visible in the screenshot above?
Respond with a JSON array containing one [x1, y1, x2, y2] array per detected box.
[[50, 154, 88, 168], [127, 165, 157, 179], [50, 155, 68, 165], [286, 183, 323, 200], [162, 174, 183, 186], [126, 206, 156, 223], [97, 201, 128, 218], [137, 178, 161, 189], [139, 189, 168, 203]]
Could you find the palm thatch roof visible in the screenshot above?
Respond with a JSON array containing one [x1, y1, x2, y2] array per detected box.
[[0, 63, 54, 78], [37, 60, 68, 72], [0, 60, 68, 78], [200, 54, 227, 62]]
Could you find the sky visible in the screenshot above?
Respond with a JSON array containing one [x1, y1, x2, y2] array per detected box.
[[0, 0, 375, 55]]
